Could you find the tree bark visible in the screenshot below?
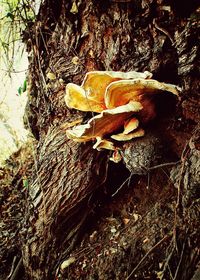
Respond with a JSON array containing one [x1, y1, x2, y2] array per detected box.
[[22, 0, 200, 279]]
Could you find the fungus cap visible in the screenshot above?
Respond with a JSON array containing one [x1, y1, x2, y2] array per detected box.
[[93, 137, 115, 151], [123, 118, 139, 134], [81, 71, 152, 103], [105, 78, 181, 109], [66, 101, 143, 142], [65, 83, 105, 113], [111, 128, 145, 141], [110, 150, 122, 163], [64, 70, 181, 152]]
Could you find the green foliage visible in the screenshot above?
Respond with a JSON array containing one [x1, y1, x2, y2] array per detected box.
[[23, 178, 28, 188], [0, 0, 35, 75], [17, 79, 27, 95]]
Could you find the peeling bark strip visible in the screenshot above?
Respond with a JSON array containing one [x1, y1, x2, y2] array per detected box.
[[22, 0, 199, 279]]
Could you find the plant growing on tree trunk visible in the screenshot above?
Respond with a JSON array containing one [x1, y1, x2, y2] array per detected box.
[[2, 1, 199, 280]]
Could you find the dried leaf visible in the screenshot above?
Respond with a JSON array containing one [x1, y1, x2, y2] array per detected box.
[[70, 2, 78, 14], [47, 72, 56, 80], [60, 257, 76, 271]]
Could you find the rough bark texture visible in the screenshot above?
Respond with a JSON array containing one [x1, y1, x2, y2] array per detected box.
[[20, 0, 200, 279], [22, 125, 108, 279]]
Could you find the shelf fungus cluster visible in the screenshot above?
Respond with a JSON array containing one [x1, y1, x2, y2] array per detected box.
[[64, 71, 180, 162]]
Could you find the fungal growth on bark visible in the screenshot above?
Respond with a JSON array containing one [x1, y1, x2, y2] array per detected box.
[[65, 71, 181, 156]]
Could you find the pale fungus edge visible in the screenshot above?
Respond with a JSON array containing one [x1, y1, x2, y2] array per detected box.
[[105, 78, 181, 109], [66, 101, 143, 142]]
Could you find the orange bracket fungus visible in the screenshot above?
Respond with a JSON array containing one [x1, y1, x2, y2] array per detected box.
[[64, 71, 181, 161]]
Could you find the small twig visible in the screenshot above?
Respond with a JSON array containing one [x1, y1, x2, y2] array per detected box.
[[176, 146, 189, 209], [0, 68, 27, 73], [153, 19, 174, 44], [7, 256, 17, 279], [10, 258, 23, 280], [173, 231, 187, 280], [167, 263, 174, 280], [111, 173, 133, 197], [160, 239, 175, 280], [149, 161, 180, 171], [126, 234, 172, 279]]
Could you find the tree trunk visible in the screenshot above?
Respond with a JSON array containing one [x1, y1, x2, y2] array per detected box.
[[22, 0, 200, 279]]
